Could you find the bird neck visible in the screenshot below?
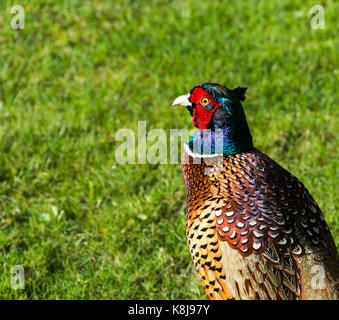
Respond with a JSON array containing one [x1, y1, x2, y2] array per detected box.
[[188, 121, 253, 156]]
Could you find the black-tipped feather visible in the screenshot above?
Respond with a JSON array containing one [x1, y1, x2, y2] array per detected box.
[[232, 87, 247, 101]]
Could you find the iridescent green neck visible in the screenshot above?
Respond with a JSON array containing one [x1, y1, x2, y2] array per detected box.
[[188, 122, 253, 156]]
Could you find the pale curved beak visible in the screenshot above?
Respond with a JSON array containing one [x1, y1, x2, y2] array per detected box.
[[172, 93, 192, 107]]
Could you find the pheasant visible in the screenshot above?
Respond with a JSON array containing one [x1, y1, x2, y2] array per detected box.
[[172, 83, 339, 300]]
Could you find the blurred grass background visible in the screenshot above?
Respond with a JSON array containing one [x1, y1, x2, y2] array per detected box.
[[0, 0, 338, 299]]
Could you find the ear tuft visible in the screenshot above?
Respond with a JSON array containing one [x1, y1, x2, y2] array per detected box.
[[232, 87, 247, 101]]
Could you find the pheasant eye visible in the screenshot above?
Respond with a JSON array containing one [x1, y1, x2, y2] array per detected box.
[[200, 98, 210, 106]]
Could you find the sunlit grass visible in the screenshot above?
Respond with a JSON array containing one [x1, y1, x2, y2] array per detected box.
[[0, 0, 338, 299]]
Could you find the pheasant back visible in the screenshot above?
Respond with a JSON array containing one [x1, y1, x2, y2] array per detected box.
[[182, 146, 339, 300]]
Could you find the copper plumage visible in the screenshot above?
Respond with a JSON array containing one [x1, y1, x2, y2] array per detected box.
[[174, 83, 339, 300]]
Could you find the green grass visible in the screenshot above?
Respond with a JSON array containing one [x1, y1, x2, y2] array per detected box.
[[0, 0, 338, 299]]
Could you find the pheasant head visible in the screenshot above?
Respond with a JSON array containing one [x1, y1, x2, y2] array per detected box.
[[172, 83, 253, 155], [173, 83, 248, 130]]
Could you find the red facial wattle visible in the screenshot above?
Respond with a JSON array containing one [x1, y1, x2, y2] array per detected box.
[[190, 88, 221, 130]]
